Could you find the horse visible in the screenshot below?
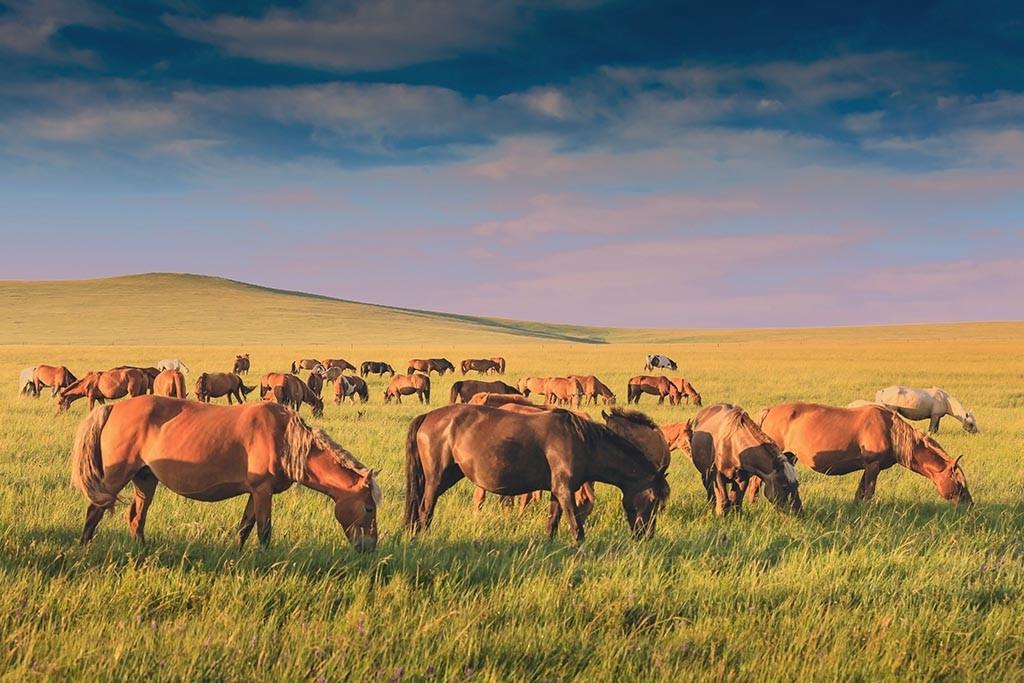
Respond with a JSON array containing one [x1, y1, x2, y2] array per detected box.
[[195, 372, 254, 405], [157, 359, 190, 374], [323, 358, 356, 373], [57, 368, 148, 413], [627, 375, 680, 405], [361, 361, 395, 377], [19, 366, 39, 397], [569, 375, 616, 406], [405, 404, 670, 542], [758, 402, 972, 505], [33, 365, 78, 397], [660, 422, 690, 453], [260, 373, 324, 416], [153, 370, 187, 398], [69, 396, 380, 550], [334, 375, 369, 404], [291, 359, 324, 374], [686, 404, 801, 515], [460, 358, 502, 375], [544, 377, 584, 408], [385, 373, 431, 404], [468, 392, 536, 407], [874, 386, 978, 434], [670, 377, 703, 406], [644, 354, 677, 372], [407, 358, 455, 375], [307, 368, 325, 398], [490, 357, 506, 374], [516, 377, 550, 397], [110, 366, 160, 393], [233, 354, 250, 375], [450, 380, 520, 403]]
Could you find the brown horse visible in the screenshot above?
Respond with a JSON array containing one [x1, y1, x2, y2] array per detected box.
[[153, 370, 187, 398], [450, 379, 520, 403], [334, 375, 370, 404], [406, 404, 669, 542], [489, 357, 506, 374], [670, 377, 703, 406], [291, 359, 324, 374], [468, 392, 536, 407], [385, 373, 431, 404], [460, 358, 502, 375], [516, 377, 550, 397], [70, 396, 380, 550], [361, 361, 395, 377], [544, 377, 584, 408], [195, 372, 254, 405], [686, 404, 801, 515], [407, 358, 455, 375], [323, 358, 356, 373], [570, 375, 616, 406], [759, 402, 972, 505], [307, 369, 324, 398], [110, 366, 160, 393], [261, 373, 324, 416], [627, 375, 680, 405], [660, 422, 691, 453], [33, 365, 78, 397], [57, 368, 148, 413], [233, 354, 250, 375]]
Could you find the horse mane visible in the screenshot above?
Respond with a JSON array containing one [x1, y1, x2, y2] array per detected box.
[[888, 412, 926, 468], [721, 407, 781, 456], [280, 411, 377, 493], [576, 414, 658, 473], [606, 406, 659, 431]]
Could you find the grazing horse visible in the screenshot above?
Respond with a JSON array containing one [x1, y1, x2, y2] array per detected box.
[[670, 378, 703, 406], [334, 375, 369, 404], [405, 404, 670, 542], [627, 375, 680, 405], [759, 402, 972, 505], [19, 367, 39, 397], [644, 354, 677, 372], [385, 373, 431, 404], [233, 354, 250, 375], [686, 404, 801, 515], [307, 368, 325, 398], [110, 366, 160, 393], [57, 368, 147, 413], [570, 375, 616, 406], [874, 385, 978, 434], [544, 377, 584, 408], [489, 357, 506, 374], [69, 396, 380, 550], [468, 393, 536, 407], [517, 376, 550, 397], [660, 422, 690, 453], [323, 358, 356, 373], [460, 358, 502, 375], [153, 370, 187, 398], [450, 380, 520, 403], [291, 359, 324, 374], [361, 361, 395, 377], [33, 365, 78, 397], [157, 359, 190, 374], [407, 358, 455, 376], [195, 372, 254, 405], [261, 373, 324, 417]]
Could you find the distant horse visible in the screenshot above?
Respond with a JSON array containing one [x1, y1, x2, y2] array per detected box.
[[759, 402, 972, 505], [109, 366, 160, 393], [627, 375, 680, 405], [334, 375, 369, 404], [57, 368, 147, 413], [467, 392, 536, 407], [69, 396, 380, 550], [874, 385, 978, 434], [307, 368, 325, 398], [543, 377, 584, 408], [157, 359, 190, 374], [324, 358, 356, 373], [570, 375, 616, 406], [361, 361, 395, 377], [195, 372, 254, 405], [19, 366, 38, 397], [407, 358, 455, 376], [33, 365, 78, 397], [291, 359, 324, 374], [385, 373, 431, 404], [450, 379, 520, 403], [644, 354, 677, 371], [261, 373, 324, 416], [516, 377, 550, 397], [405, 404, 670, 543], [489, 357, 506, 374], [153, 369, 187, 398], [461, 358, 502, 375], [670, 378, 702, 406], [233, 354, 250, 375]]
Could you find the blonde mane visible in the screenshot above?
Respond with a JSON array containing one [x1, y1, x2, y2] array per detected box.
[[280, 412, 379, 501], [888, 412, 935, 468]]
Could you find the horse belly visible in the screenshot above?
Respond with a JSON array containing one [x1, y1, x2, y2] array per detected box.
[[456, 443, 551, 495]]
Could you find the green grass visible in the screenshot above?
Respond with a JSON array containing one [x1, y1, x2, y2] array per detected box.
[[1, 275, 1023, 680]]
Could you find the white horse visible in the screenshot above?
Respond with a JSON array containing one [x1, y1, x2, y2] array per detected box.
[[19, 366, 38, 397], [874, 385, 978, 434], [644, 354, 678, 371], [157, 358, 190, 374]]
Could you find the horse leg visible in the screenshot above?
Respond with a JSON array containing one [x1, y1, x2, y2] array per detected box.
[[855, 463, 881, 502], [126, 468, 159, 543], [419, 467, 463, 531], [744, 475, 763, 504], [551, 479, 583, 543], [713, 471, 731, 516], [252, 485, 273, 546], [472, 486, 486, 511], [80, 463, 136, 543], [546, 496, 563, 539], [930, 413, 941, 433], [236, 495, 256, 547], [702, 470, 716, 504]]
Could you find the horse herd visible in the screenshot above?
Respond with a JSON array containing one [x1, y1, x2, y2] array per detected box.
[[19, 352, 979, 553]]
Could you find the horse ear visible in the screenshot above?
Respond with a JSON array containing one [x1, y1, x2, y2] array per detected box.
[[953, 454, 965, 470], [601, 410, 610, 420], [658, 464, 669, 477]]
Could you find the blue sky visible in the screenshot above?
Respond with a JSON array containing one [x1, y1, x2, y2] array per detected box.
[[0, 0, 1021, 326]]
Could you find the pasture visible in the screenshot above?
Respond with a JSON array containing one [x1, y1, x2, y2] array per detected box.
[[1, 276, 1023, 680]]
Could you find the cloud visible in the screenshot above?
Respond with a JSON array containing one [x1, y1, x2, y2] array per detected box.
[[0, 0, 112, 63]]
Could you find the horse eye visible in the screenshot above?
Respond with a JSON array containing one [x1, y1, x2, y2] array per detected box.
[[364, 505, 376, 514]]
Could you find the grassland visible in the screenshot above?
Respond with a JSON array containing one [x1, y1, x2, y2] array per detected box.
[[1, 275, 1022, 681]]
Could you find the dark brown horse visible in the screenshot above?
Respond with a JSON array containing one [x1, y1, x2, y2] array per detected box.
[[405, 404, 670, 542], [385, 373, 431, 404], [70, 396, 380, 550], [627, 375, 680, 405], [233, 354, 250, 375], [323, 358, 356, 373], [195, 372, 254, 405], [334, 375, 370, 404], [153, 369, 187, 398], [759, 402, 972, 505], [489, 357, 506, 374], [670, 377, 703, 406], [291, 359, 324, 374], [261, 373, 324, 416], [460, 358, 502, 375], [33, 365, 78, 397], [450, 379, 520, 403], [361, 361, 395, 377], [407, 358, 455, 375], [57, 369, 148, 413], [570, 375, 616, 406], [307, 369, 325, 398]]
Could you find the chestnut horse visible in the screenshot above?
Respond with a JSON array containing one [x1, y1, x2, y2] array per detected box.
[[33, 365, 78, 397], [406, 404, 669, 542], [291, 359, 324, 374], [153, 369, 187, 398], [261, 373, 324, 416], [759, 402, 972, 505], [195, 372, 254, 405], [324, 358, 356, 373], [407, 358, 455, 375], [544, 377, 584, 408], [57, 368, 148, 413], [670, 377, 703, 406], [516, 377, 550, 397], [467, 392, 535, 407], [460, 358, 501, 375], [70, 396, 380, 550], [385, 373, 431, 404], [450, 379, 520, 403], [334, 375, 369, 404], [660, 422, 690, 453], [627, 375, 680, 405], [361, 361, 395, 377], [489, 357, 506, 374], [570, 375, 616, 406], [233, 354, 250, 375], [110, 366, 160, 393]]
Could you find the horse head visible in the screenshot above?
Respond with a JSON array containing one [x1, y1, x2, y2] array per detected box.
[[623, 465, 670, 540]]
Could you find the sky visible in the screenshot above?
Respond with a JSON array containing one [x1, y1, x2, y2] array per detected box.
[[0, 0, 1022, 327]]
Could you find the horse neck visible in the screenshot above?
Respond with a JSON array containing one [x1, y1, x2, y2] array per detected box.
[[301, 450, 362, 499], [943, 393, 968, 422], [903, 440, 952, 479]]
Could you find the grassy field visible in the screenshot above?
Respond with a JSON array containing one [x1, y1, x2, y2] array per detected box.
[[1, 275, 1023, 680]]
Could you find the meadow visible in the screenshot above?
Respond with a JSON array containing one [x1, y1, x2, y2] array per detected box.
[[1, 275, 1023, 681]]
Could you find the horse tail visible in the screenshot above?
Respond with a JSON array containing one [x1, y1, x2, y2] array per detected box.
[[405, 413, 429, 532], [240, 382, 255, 396], [176, 373, 186, 398], [423, 378, 430, 404], [70, 404, 116, 508], [888, 411, 916, 468], [272, 385, 285, 404], [450, 382, 462, 404]]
